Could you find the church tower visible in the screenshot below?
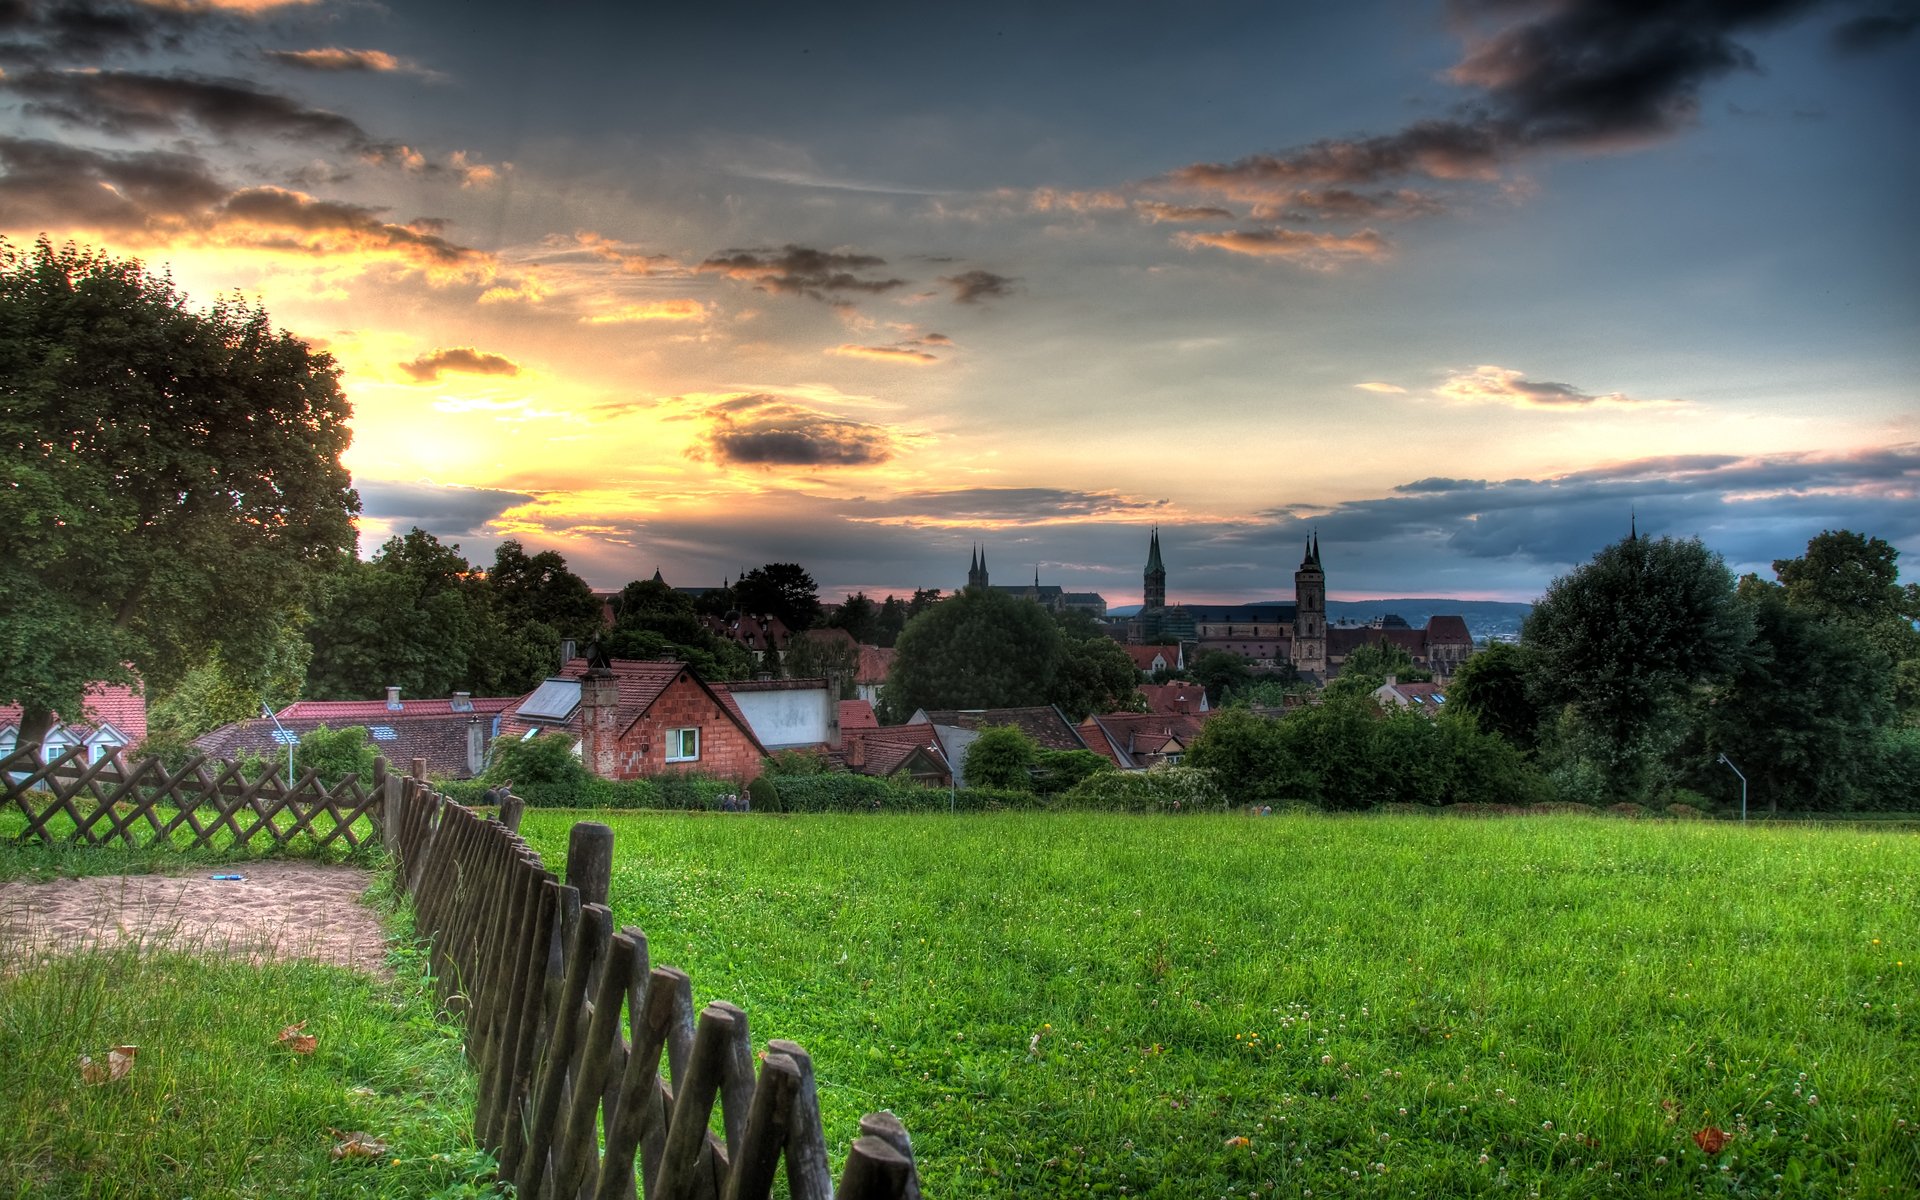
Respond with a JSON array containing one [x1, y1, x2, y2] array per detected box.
[[1292, 534, 1326, 677], [1144, 526, 1166, 611], [967, 544, 989, 591]]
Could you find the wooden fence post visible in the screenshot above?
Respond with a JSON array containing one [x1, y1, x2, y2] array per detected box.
[[566, 821, 614, 909]]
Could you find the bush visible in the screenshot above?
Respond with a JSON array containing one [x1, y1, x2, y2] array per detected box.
[[485, 732, 588, 789], [748, 776, 780, 812], [763, 748, 832, 776], [1055, 765, 1225, 813], [964, 726, 1038, 791], [1033, 749, 1113, 795]]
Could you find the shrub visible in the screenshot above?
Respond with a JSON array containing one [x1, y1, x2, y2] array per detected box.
[[1665, 803, 1711, 820], [964, 726, 1038, 791], [748, 776, 781, 812], [763, 748, 832, 776], [1056, 765, 1225, 813], [1033, 749, 1113, 795], [485, 732, 588, 789]]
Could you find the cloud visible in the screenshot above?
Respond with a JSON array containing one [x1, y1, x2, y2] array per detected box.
[[1355, 381, 1409, 395], [1175, 227, 1391, 268], [1134, 201, 1235, 223], [352, 478, 536, 553], [400, 347, 521, 382], [940, 268, 1015, 304], [0, 0, 213, 65], [0, 135, 229, 228], [845, 487, 1169, 526], [2, 68, 376, 147], [830, 343, 940, 365], [1158, 0, 1833, 212], [263, 47, 429, 75], [1830, 12, 1920, 53], [565, 231, 689, 276], [697, 244, 903, 302], [683, 394, 914, 468], [212, 186, 491, 275], [1267, 188, 1446, 222], [1435, 365, 1678, 409], [581, 300, 709, 324]]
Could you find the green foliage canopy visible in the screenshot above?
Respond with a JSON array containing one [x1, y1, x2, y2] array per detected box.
[[883, 586, 1064, 716], [0, 238, 357, 744]]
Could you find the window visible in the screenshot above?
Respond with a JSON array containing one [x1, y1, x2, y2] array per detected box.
[[665, 727, 700, 762]]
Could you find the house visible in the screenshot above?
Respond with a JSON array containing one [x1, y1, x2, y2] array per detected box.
[[703, 613, 791, 660], [1329, 619, 1474, 681], [0, 681, 149, 766], [839, 699, 878, 731], [1079, 710, 1216, 770], [277, 688, 520, 723], [502, 658, 768, 782], [196, 711, 497, 779], [1138, 681, 1208, 715], [855, 644, 894, 705], [714, 677, 840, 751], [1122, 644, 1184, 676], [1371, 675, 1449, 712], [838, 722, 952, 787], [909, 705, 1091, 788]]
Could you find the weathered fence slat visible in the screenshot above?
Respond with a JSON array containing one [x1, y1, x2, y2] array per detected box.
[[388, 778, 922, 1199]]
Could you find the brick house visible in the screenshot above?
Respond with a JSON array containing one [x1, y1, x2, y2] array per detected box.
[[503, 658, 768, 783]]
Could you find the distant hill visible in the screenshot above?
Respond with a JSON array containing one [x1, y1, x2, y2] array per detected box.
[[1105, 598, 1532, 641]]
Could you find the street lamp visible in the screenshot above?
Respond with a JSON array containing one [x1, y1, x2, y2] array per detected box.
[[262, 703, 296, 790], [1716, 752, 1747, 823]]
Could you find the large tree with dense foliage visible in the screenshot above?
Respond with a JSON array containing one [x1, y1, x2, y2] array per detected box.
[[1522, 533, 1749, 794], [882, 586, 1063, 718], [1448, 641, 1538, 750], [0, 238, 357, 749], [303, 529, 479, 700], [1773, 529, 1920, 720], [734, 562, 822, 631], [604, 577, 753, 680]]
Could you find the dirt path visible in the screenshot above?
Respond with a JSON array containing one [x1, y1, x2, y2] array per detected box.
[[0, 861, 392, 977]]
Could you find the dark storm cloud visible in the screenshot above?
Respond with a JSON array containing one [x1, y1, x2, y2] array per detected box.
[[354, 479, 536, 533], [684, 394, 906, 468], [696, 244, 903, 301], [216, 187, 486, 268], [2, 68, 376, 147], [0, 135, 227, 227], [400, 347, 522, 382], [1165, 0, 1837, 201], [844, 487, 1168, 524], [1830, 10, 1920, 52], [0, 0, 205, 66], [940, 268, 1015, 304]]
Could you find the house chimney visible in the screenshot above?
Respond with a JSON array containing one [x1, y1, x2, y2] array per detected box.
[[579, 666, 621, 779], [451, 690, 473, 713], [466, 717, 485, 777], [560, 638, 578, 668], [385, 686, 402, 711], [846, 733, 865, 769], [1383, 674, 1398, 689]]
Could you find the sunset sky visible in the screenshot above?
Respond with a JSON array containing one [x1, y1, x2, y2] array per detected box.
[[3, 0, 1915, 604]]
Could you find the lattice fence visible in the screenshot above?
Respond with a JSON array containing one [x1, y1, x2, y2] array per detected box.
[[2, 745, 383, 853], [387, 777, 923, 1199]]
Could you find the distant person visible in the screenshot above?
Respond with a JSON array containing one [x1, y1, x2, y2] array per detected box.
[[482, 780, 513, 807]]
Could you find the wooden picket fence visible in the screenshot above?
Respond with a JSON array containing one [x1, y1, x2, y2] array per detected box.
[[383, 769, 924, 1199], [3, 744, 383, 853]]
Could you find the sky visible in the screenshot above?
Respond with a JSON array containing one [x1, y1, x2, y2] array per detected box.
[[2, 0, 1916, 605]]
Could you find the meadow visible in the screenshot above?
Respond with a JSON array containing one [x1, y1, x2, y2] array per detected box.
[[517, 810, 1918, 1198]]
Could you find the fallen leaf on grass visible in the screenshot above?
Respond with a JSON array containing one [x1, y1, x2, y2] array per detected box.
[[277, 1020, 318, 1055], [78, 1045, 138, 1085], [1694, 1127, 1731, 1154], [329, 1129, 389, 1160], [1224, 1135, 1251, 1148]]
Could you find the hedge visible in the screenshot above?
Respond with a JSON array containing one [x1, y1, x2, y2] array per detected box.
[[437, 774, 742, 811]]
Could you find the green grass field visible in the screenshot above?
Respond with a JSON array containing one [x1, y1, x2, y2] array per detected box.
[[0, 860, 490, 1199], [519, 810, 1919, 1198]]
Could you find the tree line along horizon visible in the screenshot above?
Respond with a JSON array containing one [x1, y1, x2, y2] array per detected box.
[[6, 238, 1918, 814]]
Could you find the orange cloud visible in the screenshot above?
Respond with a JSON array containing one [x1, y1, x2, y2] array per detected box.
[[831, 343, 940, 365], [1135, 200, 1234, 223], [1174, 226, 1390, 268], [265, 47, 412, 72], [1354, 381, 1408, 395], [581, 300, 709, 324]]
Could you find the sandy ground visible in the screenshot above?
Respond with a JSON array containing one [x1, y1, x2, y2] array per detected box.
[[0, 862, 392, 977]]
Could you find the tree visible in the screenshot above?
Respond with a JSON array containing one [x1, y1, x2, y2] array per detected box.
[[735, 563, 821, 632], [1522, 534, 1749, 792], [0, 238, 357, 749], [1702, 578, 1894, 811], [1773, 530, 1920, 720], [882, 587, 1062, 719], [1052, 635, 1145, 720], [786, 631, 861, 698], [964, 725, 1038, 790], [303, 529, 479, 699], [828, 592, 879, 645], [487, 541, 600, 640], [874, 595, 911, 646], [1448, 642, 1538, 750], [1190, 650, 1251, 705], [1333, 641, 1430, 691], [603, 576, 753, 680], [145, 620, 312, 748]]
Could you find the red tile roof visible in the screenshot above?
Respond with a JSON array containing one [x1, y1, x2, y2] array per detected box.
[[915, 706, 1090, 752], [857, 644, 894, 684], [839, 699, 878, 730], [0, 681, 148, 745], [1122, 645, 1181, 672], [278, 695, 518, 721], [1426, 615, 1473, 644], [501, 658, 765, 755], [1138, 682, 1207, 715], [194, 712, 495, 779], [841, 722, 948, 778], [1082, 711, 1217, 768]]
